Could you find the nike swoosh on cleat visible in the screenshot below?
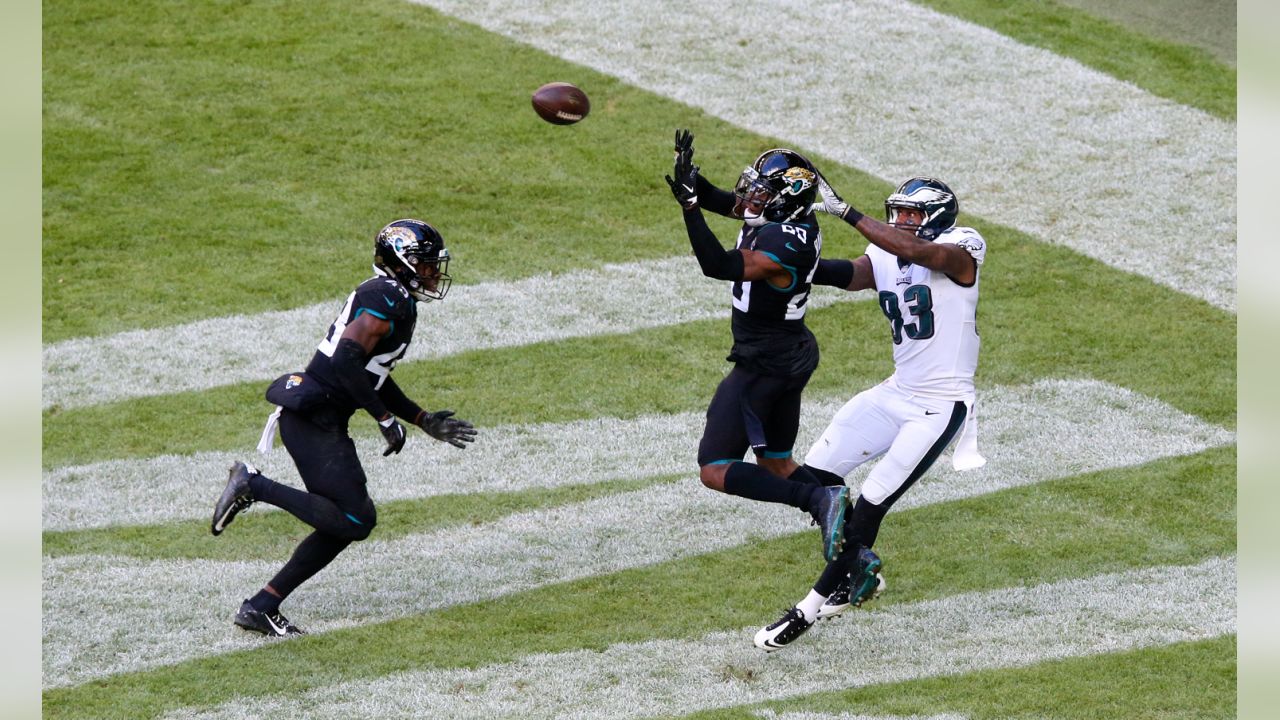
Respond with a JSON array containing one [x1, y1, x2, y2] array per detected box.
[[265, 615, 286, 635]]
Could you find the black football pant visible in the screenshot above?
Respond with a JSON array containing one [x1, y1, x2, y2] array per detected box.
[[247, 407, 377, 601]]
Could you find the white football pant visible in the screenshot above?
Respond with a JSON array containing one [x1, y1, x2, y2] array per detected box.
[[804, 377, 969, 506]]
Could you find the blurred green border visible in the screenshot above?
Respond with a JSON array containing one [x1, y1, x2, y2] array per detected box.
[[10, 0, 41, 717], [1238, 2, 1275, 719], [28, 1, 1257, 718]]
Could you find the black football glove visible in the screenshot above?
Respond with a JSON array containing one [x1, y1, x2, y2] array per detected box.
[[673, 128, 695, 177], [418, 410, 477, 449], [378, 414, 407, 456], [664, 129, 700, 211]]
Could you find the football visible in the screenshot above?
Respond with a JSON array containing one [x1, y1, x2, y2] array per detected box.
[[531, 82, 590, 125]]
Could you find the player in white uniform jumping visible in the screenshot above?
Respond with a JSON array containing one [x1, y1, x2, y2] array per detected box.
[[754, 173, 987, 651]]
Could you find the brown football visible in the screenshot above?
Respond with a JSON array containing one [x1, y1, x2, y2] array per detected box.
[[531, 82, 590, 125]]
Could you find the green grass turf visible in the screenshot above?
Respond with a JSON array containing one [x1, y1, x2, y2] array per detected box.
[[914, 0, 1236, 119], [42, 0, 1235, 344], [41, 474, 672, 561], [698, 636, 1236, 720], [41, 445, 1235, 719], [41, 210, 1237, 469]]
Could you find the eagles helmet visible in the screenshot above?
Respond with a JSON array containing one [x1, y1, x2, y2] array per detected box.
[[734, 149, 818, 226], [885, 177, 958, 240], [373, 219, 452, 302]]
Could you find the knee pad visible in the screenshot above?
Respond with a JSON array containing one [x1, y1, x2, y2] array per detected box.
[[343, 499, 377, 541]]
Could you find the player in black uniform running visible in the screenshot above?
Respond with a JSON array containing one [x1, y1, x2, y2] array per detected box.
[[210, 218, 478, 636], [664, 129, 849, 561]]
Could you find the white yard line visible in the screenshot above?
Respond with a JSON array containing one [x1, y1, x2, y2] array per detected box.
[[411, 0, 1236, 311], [40, 256, 866, 410], [162, 557, 1236, 720], [41, 379, 1233, 687], [42, 378, 1234, 531]]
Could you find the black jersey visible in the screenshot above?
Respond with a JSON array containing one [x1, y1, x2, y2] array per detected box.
[[305, 274, 418, 407], [727, 217, 822, 377]]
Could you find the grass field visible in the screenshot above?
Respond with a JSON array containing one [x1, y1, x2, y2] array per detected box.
[[42, 0, 1236, 718]]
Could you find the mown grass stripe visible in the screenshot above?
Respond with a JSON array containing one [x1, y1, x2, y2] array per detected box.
[[413, 0, 1236, 311], [160, 557, 1234, 720], [41, 445, 1234, 718], [40, 256, 869, 410], [41, 379, 1233, 687], [42, 378, 1233, 531]]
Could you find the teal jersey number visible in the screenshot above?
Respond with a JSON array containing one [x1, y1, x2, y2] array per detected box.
[[878, 285, 935, 344]]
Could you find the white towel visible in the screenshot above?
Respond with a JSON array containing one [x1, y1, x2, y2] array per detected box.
[[256, 406, 283, 454], [951, 400, 986, 471]]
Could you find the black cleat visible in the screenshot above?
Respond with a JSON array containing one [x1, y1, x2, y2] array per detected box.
[[211, 461, 256, 536], [233, 600, 306, 637], [810, 485, 850, 562], [754, 606, 815, 652]]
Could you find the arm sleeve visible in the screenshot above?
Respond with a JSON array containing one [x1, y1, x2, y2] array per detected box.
[[683, 208, 745, 281], [377, 376, 426, 425], [695, 175, 738, 218], [811, 258, 855, 289], [332, 337, 391, 420]]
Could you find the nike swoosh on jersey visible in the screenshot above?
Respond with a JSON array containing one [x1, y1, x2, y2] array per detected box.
[[925, 410, 940, 415], [785, 242, 797, 252], [383, 296, 396, 307]]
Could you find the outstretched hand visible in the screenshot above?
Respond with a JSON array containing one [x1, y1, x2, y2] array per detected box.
[[419, 410, 477, 449], [665, 128, 700, 210], [674, 128, 695, 177], [813, 171, 851, 220]]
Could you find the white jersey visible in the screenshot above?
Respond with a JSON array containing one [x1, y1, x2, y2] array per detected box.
[[866, 226, 986, 401]]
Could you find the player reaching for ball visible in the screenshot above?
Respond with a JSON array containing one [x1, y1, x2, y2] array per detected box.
[[753, 173, 988, 651], [663, 129, 851, 564]]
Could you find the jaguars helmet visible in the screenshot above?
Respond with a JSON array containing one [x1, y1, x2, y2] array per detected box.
[[734, 149, 818, 226], [373, 219, 452, 302], [885, 177, 958, 240]]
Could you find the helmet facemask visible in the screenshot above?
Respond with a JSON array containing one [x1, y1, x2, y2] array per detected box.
[[374, 220, 453, 302], [734, 149, 817, 227]]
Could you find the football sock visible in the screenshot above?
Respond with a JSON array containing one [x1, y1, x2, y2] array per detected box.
[[267, 531, 353, 600], [797, 589, 826, 622], [248, 475, 366, 538], [722, 462, 811, 509], [248, 588, 282, 615], [846, 495, 890, 549], [814, 555, 855, 596], [803, 463, 847, 487]]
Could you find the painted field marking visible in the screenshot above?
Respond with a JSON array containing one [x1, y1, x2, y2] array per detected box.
[[411, 0, 1235, 311], [41, 379, 1234, 686], [42, 378, 1234, 531], [162, 556, 1235, 720], [40, 256, 868, 410]]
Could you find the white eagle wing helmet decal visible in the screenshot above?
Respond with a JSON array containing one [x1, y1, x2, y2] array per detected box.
[[886, 177, 959, 239]]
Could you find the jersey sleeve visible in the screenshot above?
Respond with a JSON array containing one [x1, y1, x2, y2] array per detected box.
[[752, 222, 819, 276], [940, 227, 987, 267], [353, 277, 416, 323]]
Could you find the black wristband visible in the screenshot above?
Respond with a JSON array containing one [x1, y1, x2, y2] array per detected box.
[[843, 207, 865, 226]]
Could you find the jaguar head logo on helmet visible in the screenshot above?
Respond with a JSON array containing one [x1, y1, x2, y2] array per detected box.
[[885, 177, 958, 240], [373, 218, 452, 302], [734, 149, 818, 227]]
